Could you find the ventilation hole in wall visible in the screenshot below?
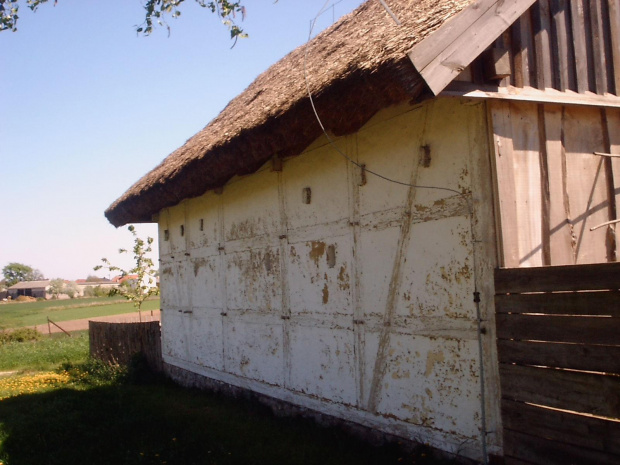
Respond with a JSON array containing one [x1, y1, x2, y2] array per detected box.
[[326, 244, 336, 268], [302, 187, 312, 204], [199, 219, 204, 231], [164, 230, 169, 241], [180, 225, 185, 237]]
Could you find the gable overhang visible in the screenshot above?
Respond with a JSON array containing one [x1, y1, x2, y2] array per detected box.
[[408, 0, 538, 95]]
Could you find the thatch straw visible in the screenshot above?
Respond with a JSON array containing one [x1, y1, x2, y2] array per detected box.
[[106, 0, 471, 227]]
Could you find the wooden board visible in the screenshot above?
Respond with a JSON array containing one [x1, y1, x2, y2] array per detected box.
[[609, 0, 620, 94], [490, 101, 520, 267], [443, 83, 620, 108], [590, 0, 610, 95], [606, 109, 620, 260], [408, 0, 537, 95], [502, 400, 620, 456], [543, 105, 575, 264], [550, 0, 576, 91], [494, 261, 620, 292], [562, 105, 611, 263], [504, 428, 620, 465], [497, 339, 620, 374], [495, 290, 620, 315], [532, 0, 553, 89], [490, 101, 544, 267], [500, 363, 620, 418], [511, 102, 543, 266], [569, 0, 591, 93], [496, 313, 620, 345]]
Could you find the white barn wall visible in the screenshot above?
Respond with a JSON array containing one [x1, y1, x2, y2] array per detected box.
[[157, 98, 500, 461]]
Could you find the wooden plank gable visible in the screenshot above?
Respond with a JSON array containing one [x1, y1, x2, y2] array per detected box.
[[408, 0, 538, 95], [412, 0, 620, 97]]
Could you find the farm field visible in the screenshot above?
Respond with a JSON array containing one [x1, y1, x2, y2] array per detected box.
[[0, 297, 160, 330], [0, 331, 450, 465]]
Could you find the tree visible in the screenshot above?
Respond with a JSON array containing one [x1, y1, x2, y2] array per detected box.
[[0, 0, 247, 40], [64, 281, 78, 299], [2, 262, 44, 287], [48, 278, 65, 299], [86, 275, 103, 282], [94, 225, 159, 320]]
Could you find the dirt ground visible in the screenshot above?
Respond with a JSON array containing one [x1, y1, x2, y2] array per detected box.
[[34, 310, 161, 335]]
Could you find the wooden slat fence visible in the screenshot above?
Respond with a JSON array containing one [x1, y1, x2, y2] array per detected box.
[[89, 321, 163, 373], [495, 263, 620, 465]]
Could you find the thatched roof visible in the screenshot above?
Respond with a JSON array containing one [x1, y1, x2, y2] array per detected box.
[[106, 0, 472, 227]]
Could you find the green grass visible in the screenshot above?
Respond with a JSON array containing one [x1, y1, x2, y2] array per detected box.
[[0, 297, 160, 330], [0, 368, 447, 465], [0, 332, 453, 465], [0, 331, 89, 372]]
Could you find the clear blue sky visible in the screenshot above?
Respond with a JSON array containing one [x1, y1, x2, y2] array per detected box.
[[0, 0, 364, 280]]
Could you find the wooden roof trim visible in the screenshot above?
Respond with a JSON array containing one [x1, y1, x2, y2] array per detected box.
[[440, 82, 620, 109], [408, 0, 537, 95]]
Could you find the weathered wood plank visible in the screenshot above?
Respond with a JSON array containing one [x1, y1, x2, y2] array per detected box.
[[519, 9, 535, 87], [569, 0, 591, 93], [562, 105, 611, 263], [494, 262, 620, 293], [500, 364, 620, 418], [490, 101, 520, 267], [408, 0, 500, 71], [502, 400, 620, 456], [504, 428, 620, 465], [497, 339, 620, 373], [608, 0, 620, 94], [507, 102, 543, 266], [441, 83, 620, 108], [409, 0, 538, 95], [591, 0, 610, 94], [532, 0, 553, 89], [538, 105, 551, 265], [495, 290, 620, 315], [550, 0, 575, 91], [605, 109, 620, 260], [543, 105, 575, 264], [512, 17, 525, 88], [601, 109, 618, 261], [496, 313, 620, 345]]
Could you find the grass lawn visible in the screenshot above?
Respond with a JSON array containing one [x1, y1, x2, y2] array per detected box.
[[0, 332, 453, 465], [0, 297, 160, 330], [0, 331, 89, 373]]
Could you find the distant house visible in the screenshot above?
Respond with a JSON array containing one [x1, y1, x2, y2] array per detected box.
[[75, 278, 118, 297], [7, 280, 51, 299]]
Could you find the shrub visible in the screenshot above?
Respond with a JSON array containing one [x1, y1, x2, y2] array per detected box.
[[61, 358, 128, 387], [0, 328, 42, 344]]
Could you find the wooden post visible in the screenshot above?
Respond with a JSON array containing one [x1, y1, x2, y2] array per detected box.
[[47, 317, 71, 337]]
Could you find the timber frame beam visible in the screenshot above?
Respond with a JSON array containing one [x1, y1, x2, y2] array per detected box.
[[440, 82, 620, 109]]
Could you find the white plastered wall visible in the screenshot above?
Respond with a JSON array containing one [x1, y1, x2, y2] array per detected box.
[[158, 98, 501, 462]]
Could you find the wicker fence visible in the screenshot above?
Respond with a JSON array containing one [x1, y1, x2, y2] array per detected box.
[[495, 262, 620, 465], [89, 320, 163, 373]]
